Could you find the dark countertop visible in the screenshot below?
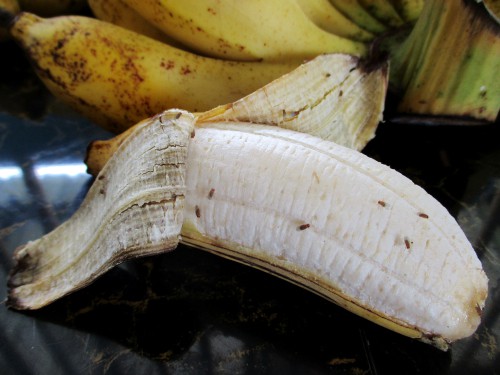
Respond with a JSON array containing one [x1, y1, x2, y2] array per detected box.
[[0, 40, 499, 375]]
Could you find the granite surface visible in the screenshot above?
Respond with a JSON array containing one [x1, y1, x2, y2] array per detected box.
[[0, 41, 499, 375]]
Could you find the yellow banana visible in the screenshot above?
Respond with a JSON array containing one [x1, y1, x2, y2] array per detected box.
[[87, 0, 183, 46], [18, 0, 86, 16], [295, 0, 375, 42], [86, 54, 388, 176], [9, 108, 488, 351], [359, 0, 405, 27], [122, 0, 367, 61], [10, 12, 300, 133], [390, 0, 425, 23], [328, 0, 388, 34]]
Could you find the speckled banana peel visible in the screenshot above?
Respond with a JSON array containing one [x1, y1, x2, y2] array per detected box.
[[85, 53, 388, 176], [9, 12, 300, 132], [122, 0, 367, 62], [9, 106, 488, 351], [87, 0, 178, 45]]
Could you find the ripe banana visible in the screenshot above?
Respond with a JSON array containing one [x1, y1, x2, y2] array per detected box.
[[295, 0, 375, 42], [328, 0, 388, 34], [87, 0, 183, 46], [85, 54, 388, 176], [10, 12, 300, 133], [8, 108, 488, 351], [122, 0, 367, 61]]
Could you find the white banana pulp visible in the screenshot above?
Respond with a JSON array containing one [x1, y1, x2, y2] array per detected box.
[[181, 121, 487, 349]]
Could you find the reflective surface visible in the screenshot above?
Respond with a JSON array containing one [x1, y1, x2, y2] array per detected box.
[[1, 41, 499, 374]]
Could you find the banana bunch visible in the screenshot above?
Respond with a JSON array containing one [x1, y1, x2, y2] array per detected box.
[[1, 0, 430, 132], [4, 0, 495, 125]]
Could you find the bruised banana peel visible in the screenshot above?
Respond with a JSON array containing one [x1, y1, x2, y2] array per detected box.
[[86, 54, 388, 176], [9, 107, 487, 350]]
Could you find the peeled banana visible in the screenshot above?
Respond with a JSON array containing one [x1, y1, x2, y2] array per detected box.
[[10, 12, 300, 132], [8, 107, 488, 351]]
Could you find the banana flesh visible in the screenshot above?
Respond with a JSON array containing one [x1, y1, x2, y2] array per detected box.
[[10, 12, 300, 132], [8, 108, 488, 351]]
